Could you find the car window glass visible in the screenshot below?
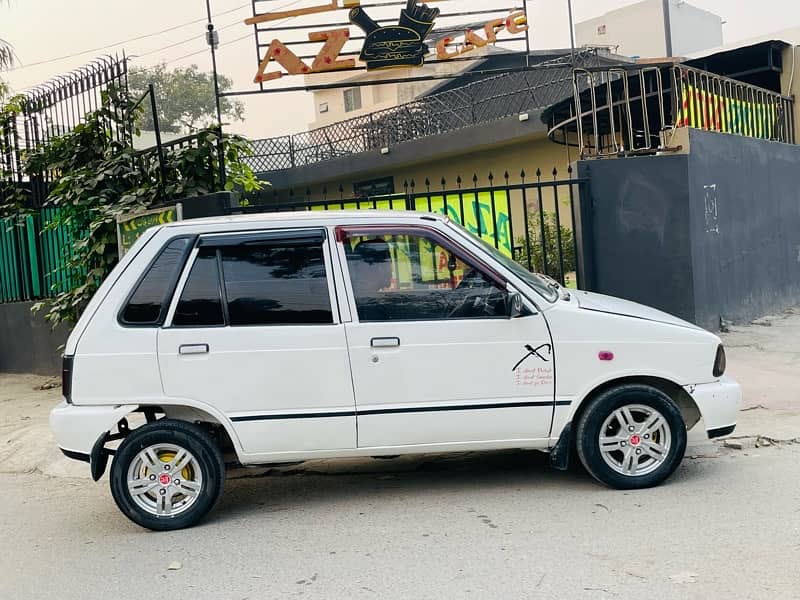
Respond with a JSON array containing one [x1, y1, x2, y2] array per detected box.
[[173, 247, 225, 327], [220, 242, 333, 326], [121, 237, 192, 325], [345, 233, 507, 322]]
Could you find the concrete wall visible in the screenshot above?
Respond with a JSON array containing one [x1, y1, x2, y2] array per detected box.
[[0, 301, 69, 375], [577, 129, 800, 330], [687, 129, 800, 328], [576, 0, 722, 59], [670, 1, 723, 57], [577, 0, 667, 58]]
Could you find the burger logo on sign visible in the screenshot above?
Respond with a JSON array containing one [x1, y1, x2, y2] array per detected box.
[[350, 0, 440, 70]]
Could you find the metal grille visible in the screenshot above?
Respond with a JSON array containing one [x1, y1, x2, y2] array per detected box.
[[245, 50, 610, 172]]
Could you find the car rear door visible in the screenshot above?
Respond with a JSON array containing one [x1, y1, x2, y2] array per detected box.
[[157, 228, 356, 458], [335, 224, 556, 449]]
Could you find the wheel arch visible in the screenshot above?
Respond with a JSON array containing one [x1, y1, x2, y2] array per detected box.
[[572, 376, 701, 434], [550, 375, 700, 470], [85, 401, 244, 481]]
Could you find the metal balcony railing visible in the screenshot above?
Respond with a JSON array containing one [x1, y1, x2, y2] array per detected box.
[[245, 50, 615, 173], [545, 63, 795, 158]]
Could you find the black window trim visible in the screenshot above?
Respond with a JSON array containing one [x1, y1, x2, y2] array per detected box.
[[117, 235, 198, 328], [166, 228, 338, 329], [198, 229, 326, 248]]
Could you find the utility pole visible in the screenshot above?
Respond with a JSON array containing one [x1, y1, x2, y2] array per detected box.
[[567, 0, 576, 66], [205, 0, 226, 188], [662, 0, 673, 57]]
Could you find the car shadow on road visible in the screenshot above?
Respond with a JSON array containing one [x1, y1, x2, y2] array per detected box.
[[210, 450, 604, 524]]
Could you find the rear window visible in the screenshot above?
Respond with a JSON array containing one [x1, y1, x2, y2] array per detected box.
[[221, 243, 333, 326], [173, 247, 226, 327], [120, 237, 193, 325]]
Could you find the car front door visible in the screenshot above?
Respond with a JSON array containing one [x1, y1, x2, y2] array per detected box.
[[158, 228, 356, 458], [337, 224, 555, 449]]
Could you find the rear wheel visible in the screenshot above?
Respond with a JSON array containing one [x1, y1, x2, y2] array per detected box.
[[110, 420, 225, 531], [575, 385, 687, 489]]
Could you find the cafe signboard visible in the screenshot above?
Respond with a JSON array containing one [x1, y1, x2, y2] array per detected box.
[[245, 0, 530, 86]]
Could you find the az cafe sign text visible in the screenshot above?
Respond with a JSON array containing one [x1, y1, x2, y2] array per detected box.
[[247, 0, 529, 83]]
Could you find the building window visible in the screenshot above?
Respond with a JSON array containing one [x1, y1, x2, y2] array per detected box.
[[353, 176, 395, 198], [319, 102, 329, 113], [344, 88, 362, 113]]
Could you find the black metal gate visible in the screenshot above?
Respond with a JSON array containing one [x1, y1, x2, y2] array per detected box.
[[241, 167, 587, 289]]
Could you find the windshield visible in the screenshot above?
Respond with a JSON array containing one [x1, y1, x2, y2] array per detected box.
[[448, 221, 559, 303]]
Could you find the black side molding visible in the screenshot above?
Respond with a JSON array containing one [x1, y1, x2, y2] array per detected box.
[[61, 448, 90, 463], [708, 424, 736, 439]]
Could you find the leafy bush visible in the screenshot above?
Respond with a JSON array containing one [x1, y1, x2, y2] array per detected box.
[[514, 211, 576, 285], [8, 86, 262, 327]]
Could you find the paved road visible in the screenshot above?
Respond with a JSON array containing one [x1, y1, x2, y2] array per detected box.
[[2, 445, 799, 600]]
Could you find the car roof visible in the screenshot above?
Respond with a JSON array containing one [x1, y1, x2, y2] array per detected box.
[[161, 210, 448, 232]]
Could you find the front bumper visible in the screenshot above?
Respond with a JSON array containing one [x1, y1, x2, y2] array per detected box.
[[684, 377, 742, 439]]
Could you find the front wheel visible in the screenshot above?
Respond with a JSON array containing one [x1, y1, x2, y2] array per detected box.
[[110, 420, 225, 531], [575, 385, 687, 489]]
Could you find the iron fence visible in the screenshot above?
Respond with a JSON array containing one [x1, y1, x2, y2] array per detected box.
[[546, 63, 795, 158], [0, 55, 130, 210], [242, 167, 587, 288], [0, 56, 128, 303], [245, 50, 613, 173]]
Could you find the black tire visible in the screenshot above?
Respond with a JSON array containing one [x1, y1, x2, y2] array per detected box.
[[110, 419, 225, 531], [575, 384, 687, 490]]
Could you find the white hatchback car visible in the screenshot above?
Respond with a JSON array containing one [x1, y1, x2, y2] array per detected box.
[[52, 211, 740, 530]]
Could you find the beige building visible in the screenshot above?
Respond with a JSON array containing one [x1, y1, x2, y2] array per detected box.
[[576, 0, 723, 58], [307, 47, 497, 130]]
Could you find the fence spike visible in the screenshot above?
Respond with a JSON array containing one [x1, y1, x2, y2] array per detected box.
[[567, 164, 573, 175], [472, 173, 478, 185], [536, 168, 542, 180], [456, 175, 462, 188], [552, 167, 558, 178], [488, 171, 494, 183], [504, 171, 510, 183], [441, 177, 446, 188], [520, 169, 526, 181]]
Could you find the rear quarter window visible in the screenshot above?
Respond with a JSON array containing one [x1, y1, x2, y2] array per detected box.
[[119, 237, 194, 326]]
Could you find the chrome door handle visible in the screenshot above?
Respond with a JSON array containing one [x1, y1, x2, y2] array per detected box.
[[371, 337, 400, 348], [179, 344, 209, 355]]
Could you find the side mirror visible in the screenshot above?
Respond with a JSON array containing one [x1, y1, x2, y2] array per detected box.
[[508, 291, 524, 319]]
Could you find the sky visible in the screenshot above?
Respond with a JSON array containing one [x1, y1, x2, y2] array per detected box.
[[2, 0, 799, 140]]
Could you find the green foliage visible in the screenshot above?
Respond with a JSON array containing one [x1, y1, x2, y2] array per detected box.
[[128, 64, 245, 134], [9, 85, 262, 327], [515, 211, 576, 285]]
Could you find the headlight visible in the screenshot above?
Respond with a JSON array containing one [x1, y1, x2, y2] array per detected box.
[[713, 345, 726, 377]]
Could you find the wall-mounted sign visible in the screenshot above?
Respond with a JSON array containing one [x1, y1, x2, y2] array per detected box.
[[116, 204, 183, 258], [248, 0, 529, 83]]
